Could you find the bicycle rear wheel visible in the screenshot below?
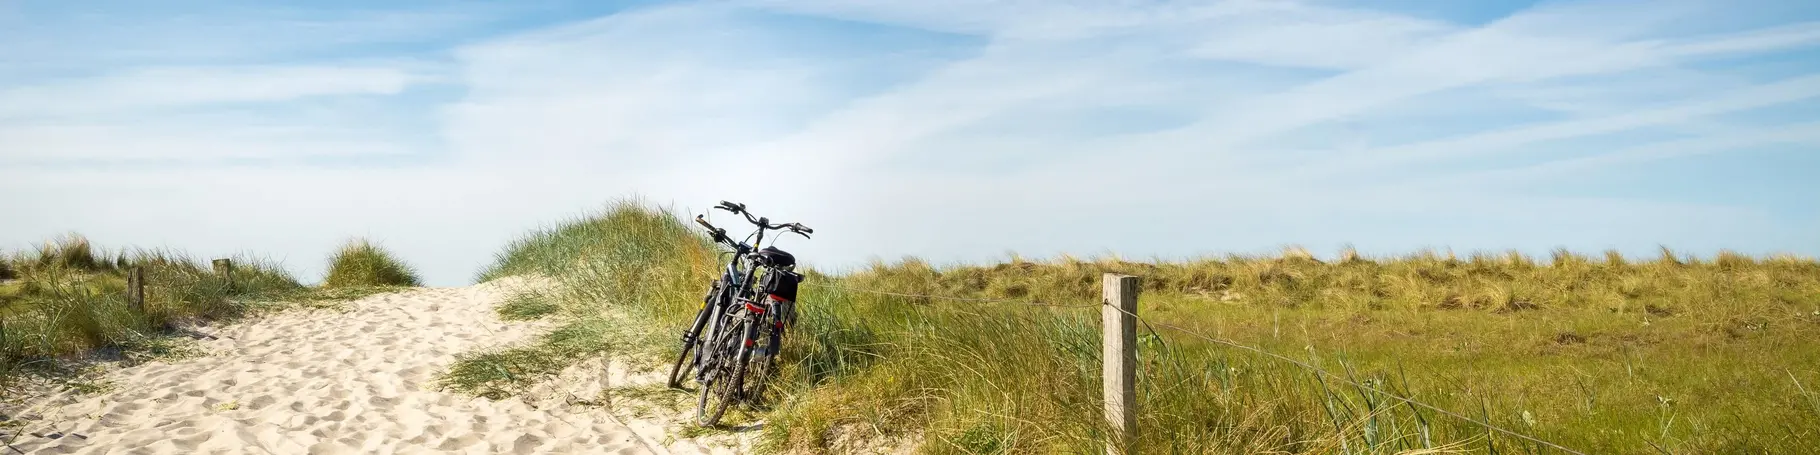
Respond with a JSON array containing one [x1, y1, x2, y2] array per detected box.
[[696, 316, 750, 427], [740, 313, 784, 408]]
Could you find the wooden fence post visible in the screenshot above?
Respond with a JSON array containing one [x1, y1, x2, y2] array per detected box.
[[1103, 273, 1139, 455], [126, 266, 146, 312], [212, 258, 234, 291]]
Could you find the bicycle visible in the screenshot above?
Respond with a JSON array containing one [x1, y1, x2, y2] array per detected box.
[[664, 200, 810, 426]]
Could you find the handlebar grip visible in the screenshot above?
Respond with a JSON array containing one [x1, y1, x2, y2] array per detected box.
[[794, 223, 814, 234], [716, 201, 745, 213], [695, 216, 729, 242]]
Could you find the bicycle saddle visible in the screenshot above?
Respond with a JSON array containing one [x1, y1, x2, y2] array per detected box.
[[755, 246, 795, 268]]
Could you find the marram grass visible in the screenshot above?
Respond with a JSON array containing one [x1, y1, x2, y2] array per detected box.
[[456, 200, 1820, 454], [322, 239, 422, 288], [0, 235, 313, 399], [2, 234, 429, 402]]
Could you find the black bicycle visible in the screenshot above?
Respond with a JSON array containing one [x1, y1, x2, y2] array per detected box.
[[665, 201, 809, 426]]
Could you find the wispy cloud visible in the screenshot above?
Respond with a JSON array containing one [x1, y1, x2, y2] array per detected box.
[[1262, 72, 1820, 185], [3, 0, 1816, 284], [0, 65, 428, 118], [0, 62, 444, 163], [0, 2, 497, 75]]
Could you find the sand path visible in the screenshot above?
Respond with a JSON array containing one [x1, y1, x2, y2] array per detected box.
[[6, 280, 746, 454]]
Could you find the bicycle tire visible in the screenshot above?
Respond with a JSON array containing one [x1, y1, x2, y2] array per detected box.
[[740, 313, 783, 408], [669, 279, 728, 388], [696, 316, 750, 427], [665, 335, 699, 389], [667, 306, 717, 388]]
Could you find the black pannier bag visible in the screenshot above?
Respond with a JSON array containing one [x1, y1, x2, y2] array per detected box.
[[762, 269, 802, 325], [762, 269, 801, 302]]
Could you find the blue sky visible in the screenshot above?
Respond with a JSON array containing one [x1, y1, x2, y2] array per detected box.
[[3, 0, 1817, 285]]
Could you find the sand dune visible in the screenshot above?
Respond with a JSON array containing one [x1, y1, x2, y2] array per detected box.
[[7, 279, 747, 454]]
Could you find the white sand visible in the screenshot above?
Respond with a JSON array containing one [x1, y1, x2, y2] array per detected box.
[[6, 280, 750, 454]]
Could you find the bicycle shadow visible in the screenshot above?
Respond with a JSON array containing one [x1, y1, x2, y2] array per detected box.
[[722, 421, 765, 433]]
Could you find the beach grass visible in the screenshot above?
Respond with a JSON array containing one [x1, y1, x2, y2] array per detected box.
[[1, 234, 420, 401], [453, 200, 1820, 454], [323, 239, 423, 288]]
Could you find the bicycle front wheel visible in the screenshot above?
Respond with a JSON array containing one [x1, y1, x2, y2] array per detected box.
[[666, 305, 715, 388], [666, 336, 699, 389]]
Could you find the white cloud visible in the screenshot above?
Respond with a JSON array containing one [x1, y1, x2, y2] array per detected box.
[[1665, 21, 1820, 56], [1186, 3, 1457, 70], [440, 4, 871, 171], [0, 62, 440, 162], [0, 4, 500, 75], [1258, 73, 1820, 184], [0, 121, 418, 162], [1388, 120, 1820, 191]]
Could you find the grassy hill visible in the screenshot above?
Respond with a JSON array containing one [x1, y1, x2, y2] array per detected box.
[[456, 200, 1820, 454]]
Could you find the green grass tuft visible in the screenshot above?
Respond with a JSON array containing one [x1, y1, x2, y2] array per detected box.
[[496, 292, 561, 321], [34, 233, 104, 272], [322, 239, 422, 288], [440, 346, 569, 400]]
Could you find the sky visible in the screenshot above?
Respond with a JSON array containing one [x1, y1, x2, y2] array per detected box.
[[2, 0, 1817, 286]]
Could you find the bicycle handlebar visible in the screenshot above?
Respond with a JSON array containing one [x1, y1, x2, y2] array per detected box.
[[706, 201, 813, 237], [759, 219, 812, 238]]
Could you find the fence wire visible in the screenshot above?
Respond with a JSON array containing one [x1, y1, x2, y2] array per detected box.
[[1099, 300, 1586, 455], [802, 280, 1586, 455], [800, 281, 1100, 309]]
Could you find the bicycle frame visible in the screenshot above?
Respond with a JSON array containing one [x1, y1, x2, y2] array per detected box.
[[691, 223, 778, 382]]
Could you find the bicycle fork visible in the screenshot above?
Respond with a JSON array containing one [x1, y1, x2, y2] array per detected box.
[[679, 304, 712, 360]]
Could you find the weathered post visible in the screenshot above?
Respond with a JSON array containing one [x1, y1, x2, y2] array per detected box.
[[1103, 273, 1139, 455], [212, 258, 234, 292], [126, 266, 146, 312]]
